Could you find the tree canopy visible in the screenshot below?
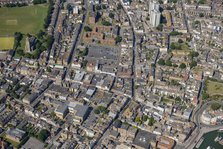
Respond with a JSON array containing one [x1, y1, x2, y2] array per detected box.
[[211, 103, 221, 111], [179, 63, 186, 69], [38, 129, 50, 142], [158, 58, 165, 65]]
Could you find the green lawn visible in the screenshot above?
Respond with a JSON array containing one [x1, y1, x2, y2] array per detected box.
[[0, 37, 14, 50], [207, 80, 223, 96], [0, 4, 48, 36]]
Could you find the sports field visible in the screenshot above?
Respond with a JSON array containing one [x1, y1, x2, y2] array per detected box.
[[0, 4, 48, 35], [0, 37, 14, 50]]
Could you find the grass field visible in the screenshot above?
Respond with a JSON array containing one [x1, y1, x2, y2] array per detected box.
[[0, 4, 48, 35], [0, 37, 14, 50], [207, 80, 223, 96]]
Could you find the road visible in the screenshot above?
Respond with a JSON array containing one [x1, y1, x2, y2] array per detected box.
[[91, 1, 137, 148], [92, 97, 131, 148], [119, 0, 137, 97], [46, 0, 89, 148], [184, 101, 223, 149], [181, 0, 190, 33], [67, 0, 88, 66]]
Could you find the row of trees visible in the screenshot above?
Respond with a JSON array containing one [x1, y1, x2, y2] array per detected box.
[[95, 4, 107, 10], [44, 0, 54, 29], [3, 0, 47, 7], [4, 3, 27, 7], [14, 32, 23, 49], [14, 0, 54, 59], [169, 31, 183, 36], [157, 58, 195, 69], [15, 31, 54, 59], [158, 58, 173, 67], [101, 20, 112, 26], [94, 106, 109, 115], [135, 115, 156, 126], [33, 0, 47, 5], [170, 42, 190, 50], [84, 26, 92, 32]]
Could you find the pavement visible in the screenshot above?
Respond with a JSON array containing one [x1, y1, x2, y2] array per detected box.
[[91, 1, 137, 148], [184, 101, 223, 149]]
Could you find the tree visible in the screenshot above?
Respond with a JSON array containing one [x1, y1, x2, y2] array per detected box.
[[189, 61, 197, 68], [117, 3, 122, 10], [14, 32, 23, 49], [199, 13, 204, 17], [202, 91, 209, 100], [170, 43, 176, 49], [67, 3, 72, 11], [165, 60, 172, 66], [44, 0, 54, 29], [38, 129, 50, 142], [78, 47, 88, 57], [109, 12, 115, 19], [98, 106, 106, 113], [142, 115, 148, 122], [115, 36, 122, 43], [24, 53, 33, 59], [170, 80, 180, 86], [37, 105, 43, 111], [35, 40, 42, 49], [95, 5, 101, 10], [82, 60, 88, 69], [170, 0, 178, 3], [173, 64, 178, 67], [170, 31, 182, 36], [198, 0, 206, 4], [46, 35, 54, 49], [179, 63, 186, 69], [37, 30, 45, 39], [135, 117, 142, 124], [33, 0, 47, 5], [94, 109, 100, 114], [194, 20, 200, 25], [10, 92, 19, 99], [178, 39, 184, 43], [102, 4, 107, 9], [156, 24, 163, 31], [211, 103, 221, 111], [16, 48, 25, 56], [166, 6, 174, 10], [94, 106, 109, 115], [189, 51, 199, 58], [84, 26, 92, 32], [148, 117, 155, 126], [175, 97, 181, 103], [170, 42, 181, 50], [33, 49, 41, 59], [102, 20, 112, 26], [158, 0, 163, 4], [158, 58, 165, 65], [151, 63, 156, 67], [4, 3, 27, 7]]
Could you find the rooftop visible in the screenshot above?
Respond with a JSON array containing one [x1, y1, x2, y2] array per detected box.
[[22, 137, 45, 149]]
